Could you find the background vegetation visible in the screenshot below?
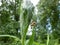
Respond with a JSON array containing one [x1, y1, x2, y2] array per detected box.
[[0, 0, 60, 45]]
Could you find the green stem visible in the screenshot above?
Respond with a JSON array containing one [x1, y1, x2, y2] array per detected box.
[[47, 34, 49, 45]]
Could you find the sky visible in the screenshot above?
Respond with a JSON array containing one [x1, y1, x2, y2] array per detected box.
[[31, 0, 39, 14], [0, 1, 2, 6], [30, 0, 39, 6], [59, 1, 60, 3]]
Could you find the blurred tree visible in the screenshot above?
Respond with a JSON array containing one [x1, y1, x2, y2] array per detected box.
[[0, 0, 22, 37], [37, 0, 60, 44]]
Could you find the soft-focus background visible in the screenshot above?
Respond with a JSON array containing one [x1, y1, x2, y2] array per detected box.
[[0, 0, 60, 45]]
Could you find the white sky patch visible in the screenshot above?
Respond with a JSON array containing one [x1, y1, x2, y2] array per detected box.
[[30, 0, 39, 14], [30, 0, 39, 6], [0, 2, 2, 6]]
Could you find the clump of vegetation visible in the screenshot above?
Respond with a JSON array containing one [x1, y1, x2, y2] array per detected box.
[[0, 35, 21, 45], [0, 0, 60, 45]]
